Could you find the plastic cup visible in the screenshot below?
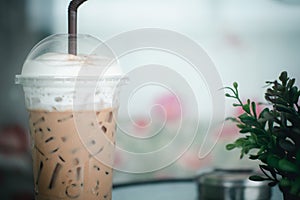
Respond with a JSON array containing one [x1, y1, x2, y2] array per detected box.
[[15, 34, 126, 200]]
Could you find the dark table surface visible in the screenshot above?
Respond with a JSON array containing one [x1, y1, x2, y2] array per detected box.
[[113, 178, 283, 200]]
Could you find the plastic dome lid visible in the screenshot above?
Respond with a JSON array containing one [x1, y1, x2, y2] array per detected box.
[[16, 34, 124, 83]]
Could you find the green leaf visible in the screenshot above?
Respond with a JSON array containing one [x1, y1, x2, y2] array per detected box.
[[289, 86, 299, 105], [240, 153, 245, 159], [233, 103, 241, 107], [260, 165, 277, 180], [259, 108, 271, 120], [272, 97, 289, 106], [278, 159, 299, 173], [250, 128, 266, 135], [249, 154, 259, 160], [290, 178, 300, 195], [223, 86, 236, 94], [242, 104, 251, 114], [248, 136, 256, 144], [239, 128, 252, 134], [249, 175, 266, 181], [278, 139, 296, 152], [233, 82, 238, 89], [275, 104, 294, 114], [265, 81, 274, 85], [239, 113, 249, 120], [276, 84, 285, 92], [251, 102, 257, 118], [226, 144, 236, 150], [290, 86, 298, 97], [267, 155, 280, 169], [287, 78, 295, 89], [243, 144, 257, 154], [235, 138, 247, 146], [236, 124, 246, 129], [279, 71, 288, 86], [259, 165, 270, 172], [273, 126, 286, 137], [225, 117, 239, 122], [238, 114, 258, 126], [279, 178, 291, 188], [266, 88, 275, 95], [258, 153, 268, 163]]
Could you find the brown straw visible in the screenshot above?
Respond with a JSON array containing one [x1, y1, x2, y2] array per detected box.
[[68, 0, 88, 55]]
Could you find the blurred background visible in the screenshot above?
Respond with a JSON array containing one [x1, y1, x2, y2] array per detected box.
[[1, 0, 300, 199]]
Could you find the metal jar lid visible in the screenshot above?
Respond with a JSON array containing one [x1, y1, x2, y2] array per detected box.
[[197, 169, 271, 200]]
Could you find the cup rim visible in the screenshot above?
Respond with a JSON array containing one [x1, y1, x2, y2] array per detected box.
[[15, 75, 129, 86]]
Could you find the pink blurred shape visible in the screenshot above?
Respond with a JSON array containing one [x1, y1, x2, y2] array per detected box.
[[0, 124, 29, 155], [130, 117, 151, 137], [178, 150, 212, 170], [153, 93, 182, 121], [113, 149, 123, 167]]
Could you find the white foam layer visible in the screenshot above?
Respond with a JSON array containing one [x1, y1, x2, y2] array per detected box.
[[20, 53, 124, 111], [23, 85, 120, 111], [22, 53, 123, 77]]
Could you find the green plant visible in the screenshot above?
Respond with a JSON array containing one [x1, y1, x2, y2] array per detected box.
[[225, 71, 300, 197]]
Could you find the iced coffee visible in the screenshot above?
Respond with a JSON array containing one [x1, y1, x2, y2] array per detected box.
[[16, 34, 125, 200], [29, 108, 116, 200]]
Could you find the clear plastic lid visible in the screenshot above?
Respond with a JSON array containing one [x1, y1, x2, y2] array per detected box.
[[15, 34, 127, 85], [15, 34, 127, 111]]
